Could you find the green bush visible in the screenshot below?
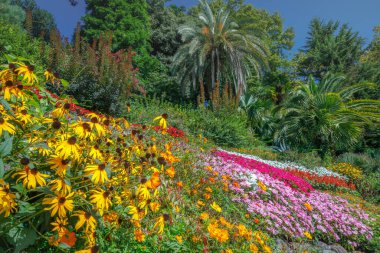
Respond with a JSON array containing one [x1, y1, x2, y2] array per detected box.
[[0, 20, 47, 66], [127, 97, 255, 148], [337, 152, 379, 173], [278, 150, 325, 168]]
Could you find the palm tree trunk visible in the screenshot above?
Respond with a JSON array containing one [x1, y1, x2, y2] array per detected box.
[[211, 49, 215, 90]]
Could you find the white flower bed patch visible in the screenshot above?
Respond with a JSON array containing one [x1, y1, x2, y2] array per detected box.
[[219, 148, 346, 179]]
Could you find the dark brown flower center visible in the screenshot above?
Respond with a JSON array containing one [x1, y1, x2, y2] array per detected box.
[[103, 191, 110, 198], [68, 136, 77, 145], [21, 110, 27, 115], [20, 157, 30, 165], [163, 214, 170, 221], [85, 211, 92, 219], [63, 103, 71, 110], [59, 197, 66, 204], [30, 168, 38, 175], [61, 159, 70, 165], [98, 164, 105, 170], [91, 245, 99, 253], [5, 80, 13, 87], [82, 122, 91, 131], [52, 120, 61, 129], [91, 117, 98, 123], [103, 119, 110, 126], [17, 84, 23, 90], [27, 65, 35, 72], [162, 113, 168, 119]]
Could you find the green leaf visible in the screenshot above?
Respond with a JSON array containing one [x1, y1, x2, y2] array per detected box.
[[0, 98, 12, 111], [0, 159, 4, 178], [61, 78, 69, 88], [0, 136, 13, 158], [7, 226, 37, 253]]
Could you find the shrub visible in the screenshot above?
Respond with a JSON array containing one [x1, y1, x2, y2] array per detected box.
[[337, 152, 379, 173]]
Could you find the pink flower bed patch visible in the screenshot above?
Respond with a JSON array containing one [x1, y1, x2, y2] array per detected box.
[[214, 150, 314, 193], [201, 154, 373, 248]]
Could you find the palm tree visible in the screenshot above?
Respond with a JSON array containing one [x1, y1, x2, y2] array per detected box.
[[277, 74, 380, 154], [172, 0, 268, 99]]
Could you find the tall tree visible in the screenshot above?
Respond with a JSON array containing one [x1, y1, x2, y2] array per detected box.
[[172, 0, 268, 99], [83, 0, 151, 53], [296, 18, 364, 79]]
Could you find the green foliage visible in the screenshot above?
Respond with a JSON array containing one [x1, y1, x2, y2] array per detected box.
[[83, 0, 151, 54], [128, 97, 255, 148], [172, 0, 269, 99], [0, 0, 25, 27], [0, 20, 46, 65], [297, 18, 364, 79], [277, 74, 380, 155]]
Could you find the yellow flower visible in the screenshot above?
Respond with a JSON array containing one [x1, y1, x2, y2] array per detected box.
[[210, 202, 222, 212], [257, 180, 267, 192], [165, 166, 175, 178], [200, 212, 209, 221], [134, 229, 145, 242], [87, 114, 106, 137], [149, 202, 160, 212], [49, 178, 72, 194], [14, 166, 49, 189], [137, 184, 150, 201], [48, 155, 70, 176], [175, 235, 183, 244], [43, 191, 74, 217], [0, 183, 17, 217], [197, 200, 205, 207], [304, 231, 312, 240], [249, 244, 259, 253], [304, 202, 313, 212], [153, 113, 168, 129], [89, 189, 112, 216], [51, 217, 68, 233], [55, 136, 80, 160], [15, 64, 38, 84], [73, 210, 97, 232], [153, 215, 165, 235], [52, 103, 71, 118], [73, 121, 93, 139], [84, 164, 109, 184], [263, 245, 272, 253], [89, 145, 103, 160], [128, 205, 140, 220], [208, 222, 229, 243], [0, 116, 16, 136], [15, 109, 33, 124]]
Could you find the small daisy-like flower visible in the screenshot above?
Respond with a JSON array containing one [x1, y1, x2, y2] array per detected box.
[[15, 63, 38, 84], [84, 164, 109, 184], [55, 136, 80, 160], [13, 165, 49, 189], [153, 113, 168, 129], [73, 210, 97, 232], [43, 191, 74, 217]]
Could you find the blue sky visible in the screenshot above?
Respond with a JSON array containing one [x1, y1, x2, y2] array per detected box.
[[35, 0, 380, 55]]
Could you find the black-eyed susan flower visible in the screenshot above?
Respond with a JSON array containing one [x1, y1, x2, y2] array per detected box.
[[16, 109, 33, 124], [87, 113, 106, 137], [73, 210, 97, 232], [56, 136, 80, 160], [52, 103, 71, 118], [137, 184, 150, 201], [43, 191, 74, 217], [48, 155, 70, 176], [75, 245, 99, 253], [153, 215, 165, 235], [0, 182, 17, 217], [128, 205, 140, 220], [89, 145, 103, 160], [89, 189, 111, 215], [13, 166, 49, 189], [2, 80, 16, 101], [15, 63, 38, 84], [51, 217, 68, 233], [0, 116, 16, 136], [49, 178, 72, 194], [84, 164, 109, 184], [72, 121, 93, 139], [153, 113, 168, 129]]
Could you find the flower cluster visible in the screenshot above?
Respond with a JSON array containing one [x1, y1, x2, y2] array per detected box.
[[220, 149, 345, 179], [287, 169, 356, 190], [214, 150, 314, 193], [328, 163, 363, 181], [202, 153, 373, 248]]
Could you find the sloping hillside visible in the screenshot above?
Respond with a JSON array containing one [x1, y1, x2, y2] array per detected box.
[[0, 62, 378, 253]]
